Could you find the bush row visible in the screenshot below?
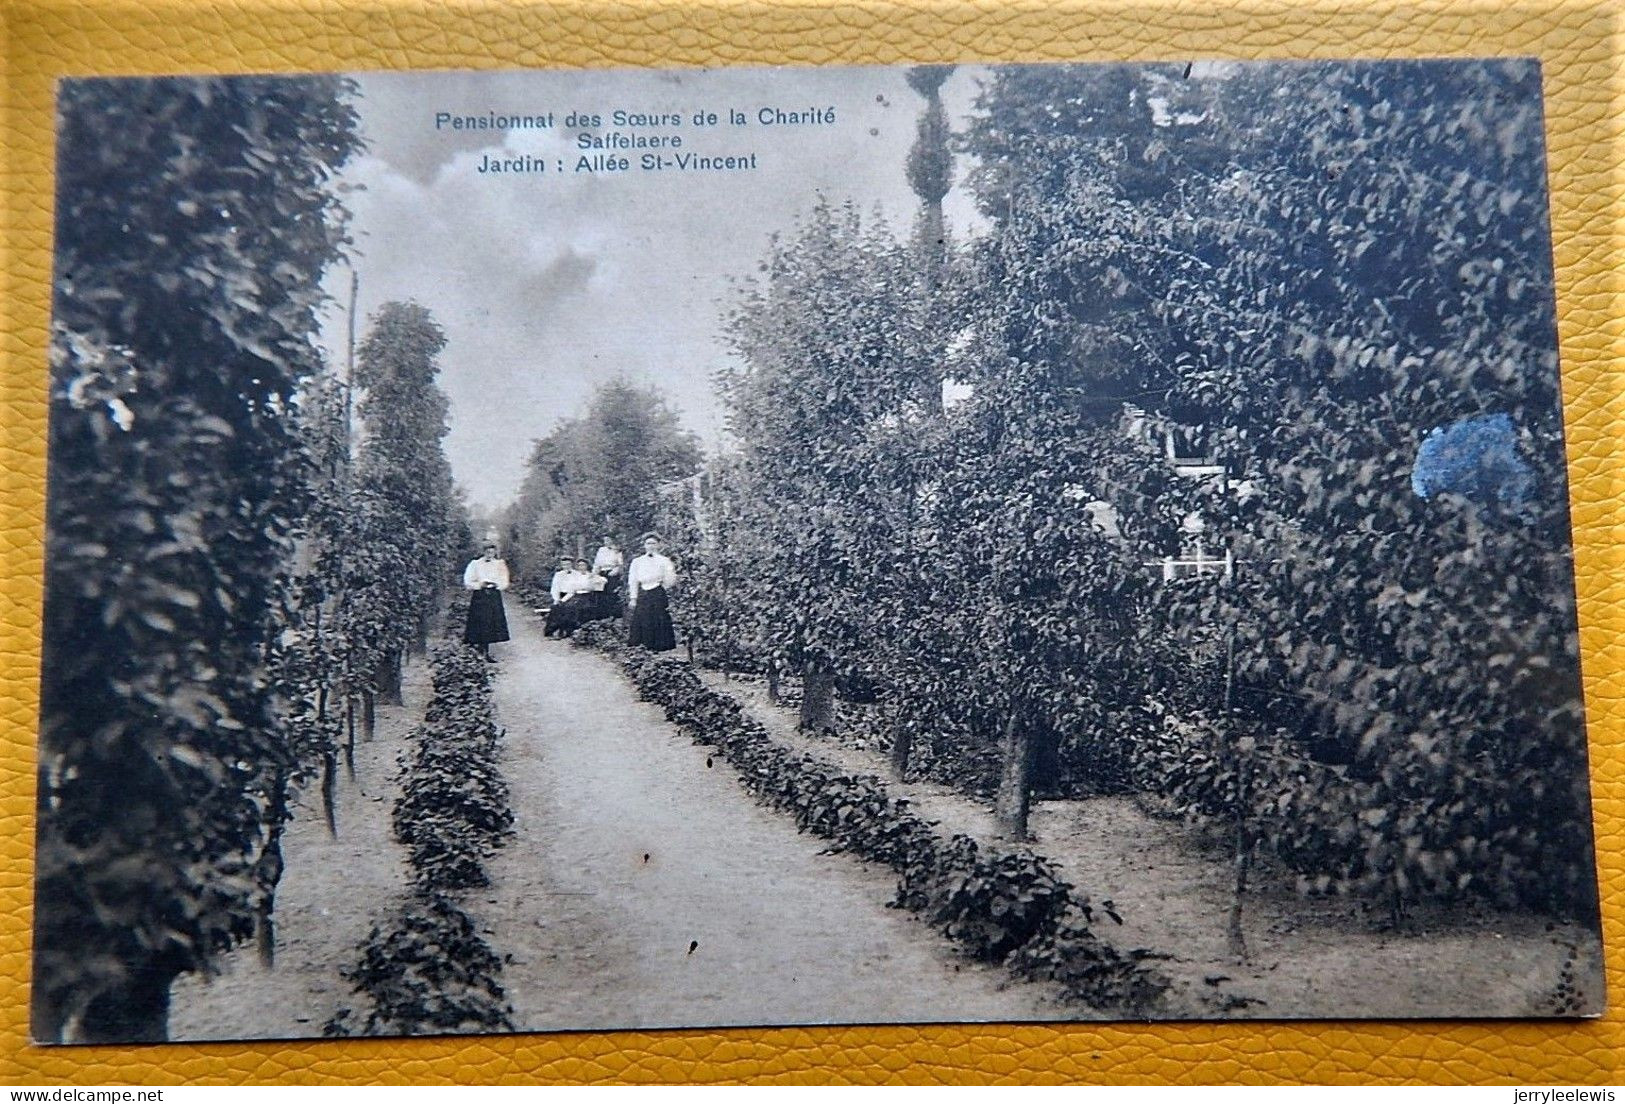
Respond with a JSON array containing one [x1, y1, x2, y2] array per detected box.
[[394, 644, 515, 892], [324, 891, 513, 1038], [328, 642, 516, 1036], [578, 633, 1166, 1011]]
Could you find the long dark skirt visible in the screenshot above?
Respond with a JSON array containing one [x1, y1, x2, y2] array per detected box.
[[599, 572, 625, 617], [464, 587, 510, 645], [544, 597, 583, 637], [627, 585, 676, 652]]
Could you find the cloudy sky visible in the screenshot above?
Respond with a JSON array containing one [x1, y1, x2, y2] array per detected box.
[[319, 65, 987, 512]]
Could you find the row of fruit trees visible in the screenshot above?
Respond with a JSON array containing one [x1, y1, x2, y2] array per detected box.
[[655, 59, 1597, 933], [36, 77, 467, 1043]]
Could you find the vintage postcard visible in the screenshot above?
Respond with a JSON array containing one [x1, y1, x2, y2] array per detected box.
[[34, 58, 1604, 1043]]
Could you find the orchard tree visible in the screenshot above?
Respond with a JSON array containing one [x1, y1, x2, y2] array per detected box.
[[905, 65, 956, 300], [346, 302, 461, 720], [35, 74, 359, 1042], [720, 200, 937, 733]]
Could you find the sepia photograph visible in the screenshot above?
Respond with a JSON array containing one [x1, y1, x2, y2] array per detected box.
[[32, 57, 1605, 1045]]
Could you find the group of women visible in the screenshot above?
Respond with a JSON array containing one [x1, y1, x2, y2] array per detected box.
[[461, 533, 679, 659]]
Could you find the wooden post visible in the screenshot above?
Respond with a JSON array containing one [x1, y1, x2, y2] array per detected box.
[[321, 750, 338, 838], [317, 685, 337, 837], [343, 268, 357, 448]]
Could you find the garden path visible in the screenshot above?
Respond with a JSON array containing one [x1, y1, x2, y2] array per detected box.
[[473, 606, 1057, 1031]]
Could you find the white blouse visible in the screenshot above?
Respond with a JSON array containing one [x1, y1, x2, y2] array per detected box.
[[550, 569, 602, 602], [627, 552, 677, 597], [463, 557, 510, 591], [592, 546, 625, 573]]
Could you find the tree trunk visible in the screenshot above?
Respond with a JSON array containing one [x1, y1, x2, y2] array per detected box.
[[321, 749, 338, 837], [362, 689, 376, 743], [344, 699, 356, 783], [798, 658, 836, 735], [375, 648, 404, 707], [766, 662, 781, 705], [1226, 749, 1252, 963], [994, 709, 1033, 840], [75, 963, 174, 1043], [256, 771, 289, 968], [889, 719, 914, 782]]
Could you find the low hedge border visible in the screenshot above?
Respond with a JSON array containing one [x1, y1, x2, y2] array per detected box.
[[328, 641, 517, 1036], [393, 643, 515, 892], [324, 890, 513, 1038], [572, 624, 1167, 1013]]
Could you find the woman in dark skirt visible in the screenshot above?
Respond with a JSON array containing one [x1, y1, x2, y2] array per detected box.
[[544, 555, 581, 638], [625, 533, 678, 652], [592, 535, 626, 618], [462, 542, 511, 660]]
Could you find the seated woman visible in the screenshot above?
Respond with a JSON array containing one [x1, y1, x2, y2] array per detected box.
[[571, 556, 611, 624], [544, 555, 583, 637]]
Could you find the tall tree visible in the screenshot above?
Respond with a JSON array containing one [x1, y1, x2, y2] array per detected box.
[[35, 74, 359, 1042], [347, 302, 460, 714], [502, 379, 700, 580], [720, 200, 936, 734]]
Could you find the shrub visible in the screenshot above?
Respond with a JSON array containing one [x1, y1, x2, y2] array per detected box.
[[326, 891, 513, 1036]]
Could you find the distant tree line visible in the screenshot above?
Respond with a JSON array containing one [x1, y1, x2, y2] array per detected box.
[[499, 380, 700, 581]]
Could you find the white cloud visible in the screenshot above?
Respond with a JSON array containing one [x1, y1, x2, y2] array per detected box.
[[322, 64, 991, 511]]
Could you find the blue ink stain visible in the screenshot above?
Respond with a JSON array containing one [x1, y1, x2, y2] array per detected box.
[[1412, 413, 1534, 508]]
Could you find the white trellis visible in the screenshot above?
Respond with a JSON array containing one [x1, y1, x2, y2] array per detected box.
[[1148, 543, 1236, 582]]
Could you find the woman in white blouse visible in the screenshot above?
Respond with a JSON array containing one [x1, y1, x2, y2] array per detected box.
[[591, 535, 625, 617], [626, 533, 678, 652], [544, 555, 578, 638], [462, 541, 511, 660]]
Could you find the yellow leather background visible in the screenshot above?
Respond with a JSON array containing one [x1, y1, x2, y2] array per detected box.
[[1, 0, 1621, 1085]]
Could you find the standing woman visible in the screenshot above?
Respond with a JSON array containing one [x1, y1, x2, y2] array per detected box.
[[462, 541, 511, 660], [626, 533, 678, 652], [592, 535, 626, 618]]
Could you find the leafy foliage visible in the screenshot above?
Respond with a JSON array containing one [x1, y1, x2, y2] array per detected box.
[[679, 59, 1595, 918], [325, 891, 514, 1037], [501, 379, 700, 582], [36, 74, 360, 1042]]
